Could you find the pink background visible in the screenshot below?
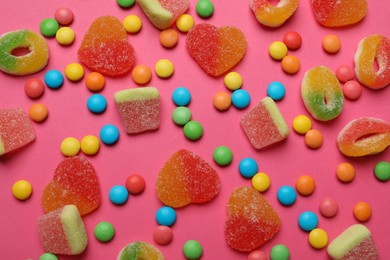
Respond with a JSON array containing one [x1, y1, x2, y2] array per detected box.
[[1, 0, 390, 259]]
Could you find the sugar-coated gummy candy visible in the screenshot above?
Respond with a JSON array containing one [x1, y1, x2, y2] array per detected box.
[[225, 186, 281, 252], [311, 0, 367, 27], [0, 30, 49, 75], [156, 206, 177, 226], [327, 224, 379, 260], [337, 117, 390, 157], [240, 97, 289, 149], [301, 66, 344, 121], [41, 156, 101, 215], [37, 205, 88, 255], [78, 16, 135, 76], [186, 23, 247, 77], [354, 34, 390, 89], [137, 0, 190, 30], [94, 221, 115, 242], [117, 241, 165, 260], [183, 240, 203, 260], [114, 87, 160, 134], [250, 0, 299, 27], [0, 108, 35, 156], [156, 149, 220, 208]]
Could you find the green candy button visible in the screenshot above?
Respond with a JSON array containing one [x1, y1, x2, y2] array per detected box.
[[94, 221, 115, 242], [116, 0, 135, 8], [183, 240, 203, 260], [196, 0, 214, 18], [40, 18, 59, 37], [213, 146, 233, 166], [374, 161, 390, 181], [184, 121, 203, 141], [172, 107, 191, 126]]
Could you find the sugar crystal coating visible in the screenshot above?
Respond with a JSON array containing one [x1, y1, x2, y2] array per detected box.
[[78, 16, 135, 76], [225, 186, 281, 252], [337, 117, 390, 157], [114, 87, 160, 134], [0, 108, 35, 156], [186, 23, 247, 77], [312, 0, 367, 27], [250, 0, 299, 27], [354, 34, 390, 89], [327, 224, 379, 260], [301, 66, 344, 121], [156, 149, 220, 208], [42, 156, 102, 215], [37, 205, 88, 255], [0, 30, 49, 75], [240, 97, 289, 149], [117, 241, 165, 260], [137, 0, 189, 30]]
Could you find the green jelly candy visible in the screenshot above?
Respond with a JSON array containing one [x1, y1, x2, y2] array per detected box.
[[213, 146, 233, 166], [374, 161, 390, 181], [184, 121, 203, 141], [196, 0, 214, 18], [183, 240, 203, 260], [40, 18, 59, 37], [117, 0, 135, 8], [172, 107, 191, 126], [39, 253, 58, 260], [94, 221, 115, 242]]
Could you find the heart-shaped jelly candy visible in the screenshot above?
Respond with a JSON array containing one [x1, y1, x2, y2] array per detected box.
[[78, 16, 135, 76], [225, 186, 281, 252], [41, 156, 101, 216], [186, 24, 247, 77], [156, 149, 220, 208]]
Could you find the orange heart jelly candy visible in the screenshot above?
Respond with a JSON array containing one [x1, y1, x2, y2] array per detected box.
[[42, 156, 102, 215], [250, 0, 299, 27], [186, 24, 247, 77], [78, 16, 135, 76], [312, 0, 367, 27], [0, 29, 49, 76], [114, 87, 160, 134], [240, 97, 289, 149], [327, 224, 379, 260], [0, 108, 35, 156], [225, 186, 281, 252], [354, 34, 390, 89], [38, 205, 88, 255], [138, 0, 190, 30], [337, 117, 390, 157], [156, 149, 221, 208]]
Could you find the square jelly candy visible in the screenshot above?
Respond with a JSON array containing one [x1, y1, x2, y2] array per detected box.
[[0, 108, 35, 156], [114, 87, 160, 134]]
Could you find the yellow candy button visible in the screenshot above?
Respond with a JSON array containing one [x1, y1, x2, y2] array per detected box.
[[61, 137, 81, 157], [269, 41, 288, 60], [293, 115, 312, 134], [123, 15, 142, 34], [56, 27, 75, 45], [155, 59, 174, 78], [176, 14, 194, 33], [252, 172, 271, 192], [12, 180, 32, 200], [224, 72, 243, 91], [81, 135, 100, 155], [65, 63, 84, 81], [309, 228, 328, 249]]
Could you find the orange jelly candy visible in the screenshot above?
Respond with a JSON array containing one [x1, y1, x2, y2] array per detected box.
[[312, 0, 367, 27], [225, 186, 281, 252], [250, 0, 299, 27], [78, 16, 135, 76], [156, 149, 221, 208], [42, 156, 102, 215], [337, 117, 390, 157], [354, 34, 390, 89], [186, 24, 247, 77]]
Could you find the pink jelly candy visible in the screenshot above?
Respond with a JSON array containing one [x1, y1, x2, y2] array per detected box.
[[38, 205, 88, 255], [78, 16, 135, 76], [156, 149, 221, 208], [337, 117, 390, 157], [225, 186, 281, 252], [240, 97, 289, 149], [327, 224, 379, 260], [114, 87, 160, 134], [186, 23, 247, 77], [137, 0, 189, 30], [0, 108, 35, 156], [41, 156, 102, 215]]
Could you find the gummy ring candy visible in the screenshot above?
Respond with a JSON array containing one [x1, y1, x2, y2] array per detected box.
[[354, 34, 390, 89], [250, 0, 299, 27], [337, 117, 390, 157], [0, 30, 49, 76], [301, 66, 344, 121], [117, 241, 164, 260]]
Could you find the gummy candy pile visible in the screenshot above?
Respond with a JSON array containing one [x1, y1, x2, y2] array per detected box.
[[0, 0, 390, 259]]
